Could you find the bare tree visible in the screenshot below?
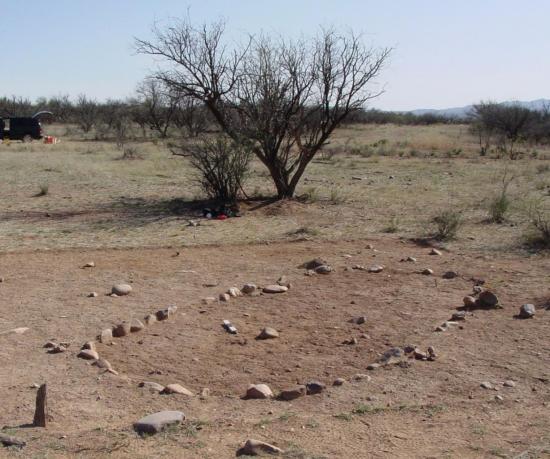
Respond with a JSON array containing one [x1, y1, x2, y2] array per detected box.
[[136, 79, 180, 138], [136, 19, 390, 198], [74, 94, 100, 133]]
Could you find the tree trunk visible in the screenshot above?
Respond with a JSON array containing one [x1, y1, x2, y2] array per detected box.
[[33, 383, 47, 427]]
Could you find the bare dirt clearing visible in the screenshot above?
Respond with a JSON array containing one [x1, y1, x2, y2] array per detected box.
[[1, 239, 549, 458]]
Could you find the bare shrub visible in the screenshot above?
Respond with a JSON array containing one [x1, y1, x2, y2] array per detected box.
[[432, 209, 463, 241], [526, 201, 550, 248], [178, 136, 251, 202]]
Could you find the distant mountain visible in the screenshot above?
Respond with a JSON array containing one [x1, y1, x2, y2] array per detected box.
[[408, 99, 550, 119]]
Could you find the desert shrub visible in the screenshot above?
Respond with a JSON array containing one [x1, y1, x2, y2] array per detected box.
[[527, 201, 550, 248], [329, 188, 345, 204], [383, 216, 400, 233], [488, 193, 510, 223], [35, 184, 49, 197], [182, 136, 251, 202], [432, 209, 463, 240], [301, 187, 320, 203], [120, 147, 143, 160]]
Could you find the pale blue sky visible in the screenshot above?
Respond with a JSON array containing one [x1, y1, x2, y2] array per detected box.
[[0, 0, 548, 110]]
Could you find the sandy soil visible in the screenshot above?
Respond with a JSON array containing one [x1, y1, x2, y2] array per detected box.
[[0, 237, 549, 458]]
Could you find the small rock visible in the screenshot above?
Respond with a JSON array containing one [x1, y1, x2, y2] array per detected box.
[[495, 395, 504, 401], [315, 265, 333, 274], [405, 256, 417, 263], [342, 337, 358, 345], [305, 381, 325, 395], [473, 285, 483, 294], [43, 341, 57, 349], [162, 384, 193, 396], [241, 284, 257, 295], [302, 258, 328, 270], [366, 244, 374, 249], [88, 292, 98, 298], [82, 341, 96, 352], [49, 344, 67, 354], [480, 381, 493, 390], [503, 380, 516, 388], [350, 316, 367, 325], [413, 349, 428, 360], [227, 287, 242, 298], [367, 363, 380, 370], [202, 296, 217, 304], [130, 319, 145, 333], [112, 322, 131, 337], [304, 269, 316, 276], [353, 374, 371, 382], [463, 296, 476, 308], [167, 305, 178, 316], [0, 433, 26, 448], [156, 309, 170, 321], [442, 271, 458, 279], [430, 248, 442, 256], [352, 264, 366, 271], [78, 349, 99, 360], [421, 268, 434, 276], [222, 320, 238, 334], [451, 311, 467, 321], [219, 293, 231, 302], [111, 283, 132, 296], [403, 345, 416, 354], [278, 386, 306, 401], [368, 265, 384, 273], [246, 384, 274, 399], [237, 439, 283, 456], [519, 304, 535, 319], [333, 378, 346, 386], [83, 261, 95, 268], [477, 291, 499, 308], [139, 381, 165, 392], [427, 346, 436, 360], [133, 410, 185, 434], [144, 314, 157, 326], [263, 285, 288, 294], [200, 388, 211, 398], [92, 358, 113, 370], [256, 327, 279, 340]]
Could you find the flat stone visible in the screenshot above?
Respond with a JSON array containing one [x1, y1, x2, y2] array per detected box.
[[263, 285, 288, 294], [112, 322, 131, 337], [162, 384, 193, 396], [83, 261, 95, 268], [305, 381, 325, 395], [139, 381, 165, 393], [78, 349, 99, 360], [430, 248, 442, 256], [422, 268, 434, 276], [480, 381, 494, 390], [367, 363, 380, 370], [519, 303, 536, 319], [133, 410, 185, 434], [503, 380, 516, 388], [245, 384, 273, 399], [333, 378, 346, 386], [88, 292, 98, 298], [278, 386, 306, 401], [130, 319, 145, 333], [256, 327, 279, 340], [368, 265, 384, 273], [112, 283, 132, 296], [237, 439, 283, 456]]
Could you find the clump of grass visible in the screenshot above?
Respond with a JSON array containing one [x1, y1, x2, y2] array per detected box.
[[383, 216, 400, 233], [329, 188, 345, 204], [432, 209, 463, 241], [302, 187, 320, 203], [488, 192, 510, 223], [526, 202, 550, 249], [120, 147, 143, 160], [35, 184, 49, 197]]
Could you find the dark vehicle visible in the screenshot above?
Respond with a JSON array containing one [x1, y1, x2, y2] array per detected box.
[[0, 111, 52, 142]]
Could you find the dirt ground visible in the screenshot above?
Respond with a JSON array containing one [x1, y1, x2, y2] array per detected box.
[[1, 238, 549, 458]]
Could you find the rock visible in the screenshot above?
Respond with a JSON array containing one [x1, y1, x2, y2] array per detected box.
[[162, 384, 193, 396], [495, 395, 504, 401], [237, 439, 283, 456], [480, 381, 493, 390], [200, 388, 211, 398], [519, 304, 536, 319], [473, 285, 483, 294], [133, 410, 185, 434], [48, 344, 67, 354], [222, 320, 238, 334], [405, 256, 417, 263], [421, 268, 434, 276], [304, 269, 316, 276], [352, 265, 366, 270], [219, 293, 231, 302], [227, 287, 242, 298], [156, 309, 170, 321], [368, 265, 384, 273], [245, 384, 273, 399], [427, 346, 437, 360], [278, 386, 306, 401], [302, 258, 328, 270], [111, 283, 132, 296], [315, 265, 332, 274], [0, 433, 26, 448], [144, 314, 157, 326], [403, 345, 416, 354], [263, 285, 288, 294], [503, 380, 516, 388], [83, 261, 95, 268], [367, 363, 380, 370], [139, 381, 165, 393], [442, 271, 458, 279], [350, 316, 367, 325], [451, 311, 467, 321], [353, 374, 371, 382], [342, 337, 358, 345], [88, 292, 98, 298], [463, 296, 476, 308], [167, 305, 178, 316], [257, 327, 279, 340], [78, 349, 99, 360], [380, 347, 403, 361], [414, 349, 428, 360], [112, 322, 131, 337], [333, 378, 346, 386], [366, 244, 374, 249], [477, 291, 499, 308], [130, 319, 145, 333], [241, 284, 257, 295], [82, 341, 96, 352], [277, 276, 291, 288], [92, 358, 113, 370], [202, 296, 217, 304], [43, 341, 57, 349], [430, 248, 442, 256], [305, 381, 325, 395], [435, 325, 447, 332]]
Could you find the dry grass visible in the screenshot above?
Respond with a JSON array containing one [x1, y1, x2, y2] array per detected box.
[[1, 123, 550, 253]]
